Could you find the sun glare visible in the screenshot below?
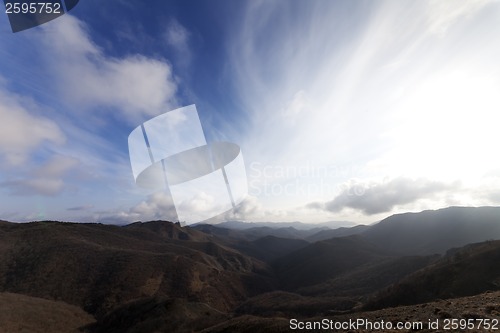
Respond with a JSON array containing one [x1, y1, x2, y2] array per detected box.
[[382, 69, 500, 184]]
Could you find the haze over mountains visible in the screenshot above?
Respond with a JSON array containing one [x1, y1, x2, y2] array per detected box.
[[0, 206, 499, 332]]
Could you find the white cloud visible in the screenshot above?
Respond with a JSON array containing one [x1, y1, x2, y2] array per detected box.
[[224, 195, 262, 220], [38, 15, 178, 124], [1, 178, 64, 196], [228, 0, 500, 221], [34, 155, 79, 178], [1, 155, 80, 196], [98, 191, 178, 224], [0, 85, 65, 166], [426, 0, 491, 36], [164, 19, 191, 66]]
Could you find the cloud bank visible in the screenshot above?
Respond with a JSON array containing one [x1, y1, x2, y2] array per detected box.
[[308, 177, 460, 215]]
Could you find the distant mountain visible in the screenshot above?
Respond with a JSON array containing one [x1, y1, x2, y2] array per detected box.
[[314, 220, 358, 229], [237, 226, 326, 240], [233, 236, 310, 262], [273, 235, 391, 290], [189, 224, 251, 244], [213, 220, 354, 230], [193, 223, 324, 241], [364, 239, 500, 310], [307, 224, 370, 242], [362, 206, 500, 255]]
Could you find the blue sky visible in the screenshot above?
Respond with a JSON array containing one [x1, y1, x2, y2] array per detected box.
[[1, 0, 500, 224]]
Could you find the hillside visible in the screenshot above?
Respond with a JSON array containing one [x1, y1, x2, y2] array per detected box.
[[273, 235, 391, 290], [0, 292, 95, 333], [0, 207, 499, 332], [362, 206, 500, 255], [365, 240, 500, 310], [233, 236, 309, 262], [297, 254, 439, 298], [0, 221, 277, 317], [201, 291, 500, 333], [86, 297, 228, 333]]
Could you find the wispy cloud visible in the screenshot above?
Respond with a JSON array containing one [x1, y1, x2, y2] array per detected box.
[[67, 205, 94, 211], [97, 191, 178, 224], [1, 155, 80, 196], [227, 0, 500, 221], [224, 195, 262, 221], [164, 19, 191, 67], [0, 15, 183, 221], [0, 82, 65, 166], [426, 0, 491, 36]]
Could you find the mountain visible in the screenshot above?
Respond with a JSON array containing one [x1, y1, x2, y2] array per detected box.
[[362, 206, 500, 255], [193, 223, 324, 241], [306, 224, 370, 242], [273, 235, 391, 290], [297, 254, 439, 298], [1, 206, 500, 332], [235, 226, 325, 240], [213, 220, 354, 230], [364, 239, 500, 310], [233, 236, 309, 262], [0, 221, 277, 317]]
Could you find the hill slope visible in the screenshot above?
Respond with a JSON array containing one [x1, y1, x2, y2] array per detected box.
[[0, 292, 95, 333], [273, 235, 391, 290], [0, 221, 276, 317], [365, 240, 500, 310], [362, 206, 500, 255]]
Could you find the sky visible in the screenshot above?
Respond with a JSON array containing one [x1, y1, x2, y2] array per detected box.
[[1, 0, 500, 225]]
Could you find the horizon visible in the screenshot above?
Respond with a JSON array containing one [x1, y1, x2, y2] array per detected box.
[[1, 1, 500, 224], [1, 204, 498, 228]]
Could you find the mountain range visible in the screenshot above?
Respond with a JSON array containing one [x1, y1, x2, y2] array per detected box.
[[0, 206, 499, 332]]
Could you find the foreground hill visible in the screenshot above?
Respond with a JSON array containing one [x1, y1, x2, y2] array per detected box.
[[0, 221, 276, 317], [365, 240, 500, 310], [200, 291, 500, 333], [86, 297, 228, 333], [0, 292, 94, 333]]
